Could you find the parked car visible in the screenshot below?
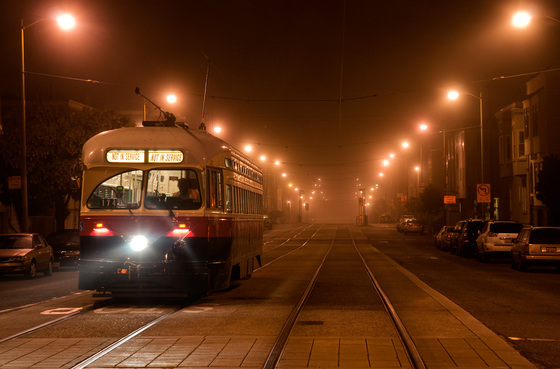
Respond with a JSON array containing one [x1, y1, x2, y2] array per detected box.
[[397, 215, 415, 232], [378, 213, 392, 223], [449, 220, 467, 254], [263, 215, 273, 230], [403, 219, 424, 235], [455, 219, 486, 257], [435, 226, 454, 250], [0, 233, 54, 278], [476, 220, 524, 262], [511, 227, 560, 271], [46, 229, 80, 268]]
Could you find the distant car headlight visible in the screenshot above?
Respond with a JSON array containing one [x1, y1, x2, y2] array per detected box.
[[129, 235, 149, 252]]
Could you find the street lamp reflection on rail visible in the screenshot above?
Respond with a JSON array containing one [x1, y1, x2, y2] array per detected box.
[[20, 13, 76, 232]]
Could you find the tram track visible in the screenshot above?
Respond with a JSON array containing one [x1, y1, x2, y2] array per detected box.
[[0, 223, 521, 369], [262, 224, 426, 369], [70, 305, 186, 369]]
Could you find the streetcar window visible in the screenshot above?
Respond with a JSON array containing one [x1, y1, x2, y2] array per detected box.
[[145, 169, 202, 210], [87, 170, 143, 209], [225, 184, 232, 213], [206, 169, 223, 210]]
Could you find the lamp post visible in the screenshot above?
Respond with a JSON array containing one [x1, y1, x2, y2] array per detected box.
[[448, 90, 485, 218], [20, 14, 75, 232]]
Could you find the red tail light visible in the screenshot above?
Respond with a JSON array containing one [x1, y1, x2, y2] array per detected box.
[[167, 223, 192, 237], [91, 223, 114, 236]]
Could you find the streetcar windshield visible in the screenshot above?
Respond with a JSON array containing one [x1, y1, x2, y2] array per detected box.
[[145, 169, 202, 210], [87, 170, 143, 209]]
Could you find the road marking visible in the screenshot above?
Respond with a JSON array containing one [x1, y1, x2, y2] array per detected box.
[[509, 337, 558, 342], [94, 306, 166, 314], [41, 307, 82, 315]]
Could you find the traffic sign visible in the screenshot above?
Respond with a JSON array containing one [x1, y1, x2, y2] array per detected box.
[[444, 195, 456, 204], [477, 184, 491, 203]]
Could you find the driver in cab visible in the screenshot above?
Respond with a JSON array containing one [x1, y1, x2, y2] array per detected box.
[[174, 178, 200, 201]]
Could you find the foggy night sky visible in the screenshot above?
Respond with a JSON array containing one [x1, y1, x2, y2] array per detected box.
[[1, 0, 560, 221]]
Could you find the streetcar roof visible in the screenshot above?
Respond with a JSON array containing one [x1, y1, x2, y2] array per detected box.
[[82, 125, 250, 167]]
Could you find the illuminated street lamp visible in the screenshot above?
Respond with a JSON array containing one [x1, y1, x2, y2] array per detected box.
[[511, 11, 560, 28], [20, 13, 76, 232], [447, 89, 484, 183], [511, 11, 532, 28], [143, 92, 177, 121], [448, 89, 486, 217], [166, 94, 177, 104]]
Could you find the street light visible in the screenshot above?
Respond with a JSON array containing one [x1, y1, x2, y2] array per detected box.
[[448, 89, 485, 217], [447, 90, 484, 184], [20, 13, 75, 232], [511, 11, 560, 28], [143, 93, 177, 121]]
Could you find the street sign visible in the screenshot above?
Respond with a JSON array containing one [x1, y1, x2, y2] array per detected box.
[[444, 195, 456, 204], [477, 184, 491, 203]]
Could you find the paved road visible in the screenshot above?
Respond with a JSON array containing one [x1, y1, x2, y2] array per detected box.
[[0, 223, 557, 368], [362, 223, 560, 369], [0, 267, 80, 312]]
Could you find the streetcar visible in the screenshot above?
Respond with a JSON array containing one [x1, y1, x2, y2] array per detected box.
[[77, 118, 264, 297]]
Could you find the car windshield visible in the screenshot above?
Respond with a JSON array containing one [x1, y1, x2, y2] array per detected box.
[[0, 235, 32, 249], [466, 221, 485, 232], [145, 169, 202, 210], [530, 229, 560, 244], [87, 170, 143, 209], [490, 223, 523, 233]]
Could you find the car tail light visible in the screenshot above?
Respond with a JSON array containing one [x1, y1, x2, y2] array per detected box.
[[167, 223, 192, 237], [92, 223, 114, 236]]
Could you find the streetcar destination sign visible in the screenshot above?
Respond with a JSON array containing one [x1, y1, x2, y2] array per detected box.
[[106, 150, 184, 163], [148, 151, 184, 163], [106, 150, 145, 163]]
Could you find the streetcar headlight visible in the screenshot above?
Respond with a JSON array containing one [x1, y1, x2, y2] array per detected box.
[[130, 235, 149, 251]]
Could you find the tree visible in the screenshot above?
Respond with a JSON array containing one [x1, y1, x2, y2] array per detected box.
[[535, 154, 560, 226], [0, 103, 133, 230]]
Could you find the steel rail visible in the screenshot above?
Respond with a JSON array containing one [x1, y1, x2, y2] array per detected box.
[[263, 223, 317, 248], [255, 224, 323, 272], [0, 297, 114, 344], [262, 229, 334, 369], [70, 305, 186, 369], [353, 237, 427, 369]]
